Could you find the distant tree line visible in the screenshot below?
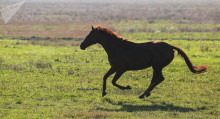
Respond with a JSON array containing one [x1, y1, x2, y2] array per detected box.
[[0, 0, 219, 24]]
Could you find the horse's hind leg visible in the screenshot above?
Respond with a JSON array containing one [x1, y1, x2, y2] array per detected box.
[[139, 68, 164, 99], [112, 70, 132, 90]]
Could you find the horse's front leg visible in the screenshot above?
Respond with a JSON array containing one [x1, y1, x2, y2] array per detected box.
[[102, 67, 116, 97], [112, 70, 132, 90]]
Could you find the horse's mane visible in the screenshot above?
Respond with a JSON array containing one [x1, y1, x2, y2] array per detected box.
[[94, 26, 128, 41]]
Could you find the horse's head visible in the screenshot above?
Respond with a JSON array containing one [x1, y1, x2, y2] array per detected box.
[[80, 26, 100, 50]]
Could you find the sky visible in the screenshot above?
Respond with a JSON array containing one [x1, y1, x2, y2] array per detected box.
[[0, 0, 218, 3]]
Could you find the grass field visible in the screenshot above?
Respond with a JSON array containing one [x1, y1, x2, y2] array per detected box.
[[0, 0, 220, 118], [0, 34, 219, 118]]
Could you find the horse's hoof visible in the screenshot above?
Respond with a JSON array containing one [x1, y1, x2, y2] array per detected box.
[[146, 92, 151, 97], [126, 85, 132, 89], [138, 95, 144, 99], [102, 92, 107, 97]]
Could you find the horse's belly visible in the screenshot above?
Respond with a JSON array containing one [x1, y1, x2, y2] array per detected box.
[[109, 48, 152, 70], [127, 64, 151, 70], [124, 55, 152, 70], [127, 61, 151, 70]]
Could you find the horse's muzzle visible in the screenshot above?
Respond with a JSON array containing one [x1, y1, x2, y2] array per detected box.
[[80, 43, 86, 50]]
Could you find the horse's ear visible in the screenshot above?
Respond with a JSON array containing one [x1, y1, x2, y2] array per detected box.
[[91, 25, 94, 30]]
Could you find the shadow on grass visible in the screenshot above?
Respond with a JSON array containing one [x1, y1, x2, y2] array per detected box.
[[98, 98, 196, 112]]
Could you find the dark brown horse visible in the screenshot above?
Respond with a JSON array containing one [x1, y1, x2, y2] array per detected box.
[[80, 26, 208, 99]]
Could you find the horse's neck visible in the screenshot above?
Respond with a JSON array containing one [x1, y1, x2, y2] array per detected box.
[[99, 36, 122, 57]]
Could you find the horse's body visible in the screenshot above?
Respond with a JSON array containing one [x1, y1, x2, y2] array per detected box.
[[80, 26, 208, 98], [104, 41, 174, 71]]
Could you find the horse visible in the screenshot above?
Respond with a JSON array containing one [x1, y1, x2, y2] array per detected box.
[[80, 26, 208, 99]]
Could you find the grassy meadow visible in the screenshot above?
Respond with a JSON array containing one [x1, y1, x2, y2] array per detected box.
[[0, 28, 219, 118], [0, 0, 220, 118]]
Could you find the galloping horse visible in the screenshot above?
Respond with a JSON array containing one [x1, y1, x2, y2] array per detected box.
[[80, 26, 208, 99]]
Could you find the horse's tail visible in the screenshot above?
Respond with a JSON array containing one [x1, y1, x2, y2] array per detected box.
[[172, 46, 208, 74]]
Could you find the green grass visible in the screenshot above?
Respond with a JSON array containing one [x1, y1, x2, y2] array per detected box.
[[112, 20, 220, 32], [0, 38, 219, 118], [122, 32, 220, 41], [112, 21, 220, 41]]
